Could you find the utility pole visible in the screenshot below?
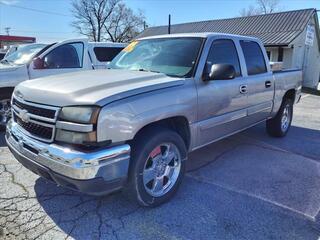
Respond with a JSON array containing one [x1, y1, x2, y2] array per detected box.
[[5, 27, 10, 35], [168, 14, 171, 34]]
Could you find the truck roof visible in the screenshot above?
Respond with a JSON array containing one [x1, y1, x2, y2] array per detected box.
[[138, 32, 260, 42]]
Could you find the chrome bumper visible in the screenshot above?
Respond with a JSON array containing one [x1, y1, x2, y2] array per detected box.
[[6, 120, 131, 181]]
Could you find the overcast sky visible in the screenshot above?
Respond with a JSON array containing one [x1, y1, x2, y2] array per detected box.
[[0, 0, 319, 43]]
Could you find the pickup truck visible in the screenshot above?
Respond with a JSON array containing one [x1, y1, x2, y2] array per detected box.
[[0, 39, 126, 129], [6, 33, 302, 207]]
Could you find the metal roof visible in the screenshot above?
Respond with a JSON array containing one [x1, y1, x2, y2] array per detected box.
[[137, 9, 318, 46]]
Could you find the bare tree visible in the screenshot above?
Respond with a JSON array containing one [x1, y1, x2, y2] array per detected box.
[[104, 3, 145, 42], [239, 0, 281, 17], [71, 0, 119, 42], [71, 0, 145, 42]]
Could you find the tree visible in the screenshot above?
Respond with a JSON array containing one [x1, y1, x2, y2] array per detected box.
[[71, 0, 146, 42], [104, 3, 145, 43], [240, 0, 281, 17]]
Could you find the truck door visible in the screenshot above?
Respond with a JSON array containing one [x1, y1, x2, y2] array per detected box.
[[239, 40, 274, 124], [29, 40, 89, 79], [196, 38, 249, 147]]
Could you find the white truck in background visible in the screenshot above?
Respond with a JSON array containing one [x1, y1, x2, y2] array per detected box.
[[0, 39, 126, 128]]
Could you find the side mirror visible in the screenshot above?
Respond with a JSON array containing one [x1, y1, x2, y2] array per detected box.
[[33, 57, 44, 69], [204, 63, 236, 81]]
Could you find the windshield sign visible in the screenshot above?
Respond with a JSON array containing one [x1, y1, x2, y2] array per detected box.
[[109, 37, 203, 77]]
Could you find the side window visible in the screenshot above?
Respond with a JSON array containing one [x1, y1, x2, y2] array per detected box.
[[207, 39, 241, 77], [44, 42, 83, 69], [93, 47, 123, 62], [240, 41, 267, 75]]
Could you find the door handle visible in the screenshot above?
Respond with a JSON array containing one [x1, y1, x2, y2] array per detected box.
[[265, 81, 272, 88], [239, 85, 247, 94]]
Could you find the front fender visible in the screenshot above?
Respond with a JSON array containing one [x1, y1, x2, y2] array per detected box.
[[97, 81, 197, 143], [0, 64, 29, 88]]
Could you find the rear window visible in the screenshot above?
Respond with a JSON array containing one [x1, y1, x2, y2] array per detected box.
[[93, 47, 123, 62], [240, 41, 267, 75]]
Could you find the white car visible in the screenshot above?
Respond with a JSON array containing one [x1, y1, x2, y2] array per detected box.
[[0, 39, 126, 128]]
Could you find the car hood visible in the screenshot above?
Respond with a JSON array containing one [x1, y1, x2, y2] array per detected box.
[[15, 69, 184, 107], [0, 62, 22, 71]]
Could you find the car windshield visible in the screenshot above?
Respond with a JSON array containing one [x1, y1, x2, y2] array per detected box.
[[3, 44, 47, 65], [108, 37, 203, 78]]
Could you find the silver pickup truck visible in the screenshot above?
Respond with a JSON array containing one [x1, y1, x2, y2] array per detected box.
[[6, 33, 302, 207]]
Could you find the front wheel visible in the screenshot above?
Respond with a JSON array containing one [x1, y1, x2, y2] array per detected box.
[[266, 98, 293, 137], [126, 128, 187, 207], [0, 94, 12, 131]]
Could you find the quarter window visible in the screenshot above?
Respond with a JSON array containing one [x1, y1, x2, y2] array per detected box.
[[44, 42, 83, 69], [240, 41, 267, 75], [207, 39, 241, 77], [93, 47, 124, 62]]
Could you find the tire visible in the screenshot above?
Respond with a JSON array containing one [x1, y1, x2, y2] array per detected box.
[[125, 127, 187, 207], [266, 98, 293, 137], [0, 91, 12, 131]]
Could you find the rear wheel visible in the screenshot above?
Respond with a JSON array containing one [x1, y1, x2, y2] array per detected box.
[[0, 92, 12, 131], [266, 98, 293, 137], [126, 128, 187, 207]]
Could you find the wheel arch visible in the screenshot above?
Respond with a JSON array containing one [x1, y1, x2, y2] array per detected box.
[[0, 87, 15, 98], [131, 116, 191, 151]]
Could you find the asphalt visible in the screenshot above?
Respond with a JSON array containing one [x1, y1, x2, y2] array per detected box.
[[0, 94, 320, 240]]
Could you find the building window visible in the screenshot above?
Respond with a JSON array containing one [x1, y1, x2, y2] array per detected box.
[[266, 51, 271, 60], [278, 47, 283, 62]]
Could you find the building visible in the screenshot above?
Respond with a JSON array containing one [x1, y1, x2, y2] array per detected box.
[[0, 35, 36, 50], [138, 9, 320, 89]]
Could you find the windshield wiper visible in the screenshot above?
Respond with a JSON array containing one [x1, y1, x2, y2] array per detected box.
[[138, 68, 161, 74], [0, 59, 9, 64]]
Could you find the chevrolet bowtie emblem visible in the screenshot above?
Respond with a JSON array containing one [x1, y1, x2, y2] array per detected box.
[[20, 110, 30, 123]]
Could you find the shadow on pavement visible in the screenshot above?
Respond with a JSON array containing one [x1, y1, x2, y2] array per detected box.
[[33, 124, 320, 239], [0, 132, 6, 147]]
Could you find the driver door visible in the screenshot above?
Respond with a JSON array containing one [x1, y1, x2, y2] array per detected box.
[[29, 40, 87, 79], [196, 38, 249, 146]]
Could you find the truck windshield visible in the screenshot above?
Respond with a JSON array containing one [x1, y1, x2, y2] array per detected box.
[[108, 37, 203, 78], [2, 44, 47, 65]]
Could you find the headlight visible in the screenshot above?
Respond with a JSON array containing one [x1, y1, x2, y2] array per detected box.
[[56, 106, 100, 144], [59, 106, 100, 124], [55, 129, 97, 144]]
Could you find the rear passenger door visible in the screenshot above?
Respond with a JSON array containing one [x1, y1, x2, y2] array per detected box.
[[240, 40, 274, 123]]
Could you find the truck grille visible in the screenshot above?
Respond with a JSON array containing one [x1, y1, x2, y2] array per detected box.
[[12, 98, 56, 119], [11, 96, 60, 142]]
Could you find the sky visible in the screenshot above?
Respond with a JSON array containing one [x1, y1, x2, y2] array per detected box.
[[0, 0, 319, 43]]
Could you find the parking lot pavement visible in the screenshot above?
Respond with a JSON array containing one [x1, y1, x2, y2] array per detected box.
[[0, 94, 320, 240]]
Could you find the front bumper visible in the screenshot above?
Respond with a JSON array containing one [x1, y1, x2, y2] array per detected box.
[[6, 120, 131, 195]]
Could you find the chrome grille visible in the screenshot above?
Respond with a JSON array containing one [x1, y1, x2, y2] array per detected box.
[[12, 98, 56, 119], [11, 96, 60, 142]]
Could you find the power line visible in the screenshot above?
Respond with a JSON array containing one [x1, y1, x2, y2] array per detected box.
[[0, 3, 72, 17]]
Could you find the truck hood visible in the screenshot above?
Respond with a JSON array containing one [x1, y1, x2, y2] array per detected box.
[[15, 69, 184, 107]]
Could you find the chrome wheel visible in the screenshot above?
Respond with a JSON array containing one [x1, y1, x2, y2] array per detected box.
[[0, 98, 11, 126], [281, 104, 291, 132], [143, 143, 181, 197]]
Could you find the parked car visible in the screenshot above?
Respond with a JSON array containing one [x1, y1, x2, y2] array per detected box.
[[0, 50, 7, 60], [6, 33, 302, 207], [0, 39, 126, 128]]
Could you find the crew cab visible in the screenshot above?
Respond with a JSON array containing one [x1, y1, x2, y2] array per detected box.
[[6, 33, 302, 207], [0, 39, 126, 128]]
